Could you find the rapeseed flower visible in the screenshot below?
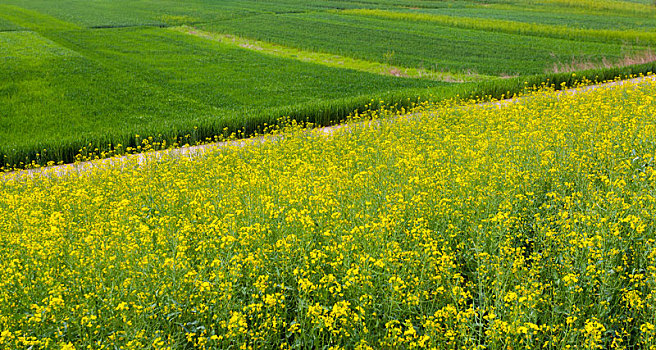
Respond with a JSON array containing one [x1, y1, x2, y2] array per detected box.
[[1, 77, 656, 348]]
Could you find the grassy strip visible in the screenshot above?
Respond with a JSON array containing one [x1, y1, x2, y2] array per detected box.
[[175, 26, 493, 82], [3, 61, 656, 171], [337, 8, 656, 45]]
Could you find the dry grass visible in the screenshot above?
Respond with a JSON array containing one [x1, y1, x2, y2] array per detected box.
[[499, 73, 520, 79], [387, 67, 405, 77], [549, 49, 656, 73]]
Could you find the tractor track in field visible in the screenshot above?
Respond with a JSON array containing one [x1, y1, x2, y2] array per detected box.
[[3, 74, 656, 181]]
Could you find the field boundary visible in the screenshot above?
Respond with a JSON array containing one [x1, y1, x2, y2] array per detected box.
[[4, 74, 655, 181]]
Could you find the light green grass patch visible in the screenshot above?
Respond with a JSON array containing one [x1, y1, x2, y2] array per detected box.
[[0, 17, 22, 31], [0, 31, 79, 60], [160, 15, 201, 26], [0, 5, 79, 32], [175, 26, 492, 83]]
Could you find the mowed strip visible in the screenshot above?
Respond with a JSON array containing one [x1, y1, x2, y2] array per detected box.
[[175, 26, 493, 83]]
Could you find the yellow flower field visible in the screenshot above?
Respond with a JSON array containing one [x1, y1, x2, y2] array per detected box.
[[1, 78, 656, 349]]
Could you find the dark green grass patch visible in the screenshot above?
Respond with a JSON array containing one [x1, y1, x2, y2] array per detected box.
[[0, 0, 256, 28], [201, 12, 644, 76], [46, 28, 438, 112]]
